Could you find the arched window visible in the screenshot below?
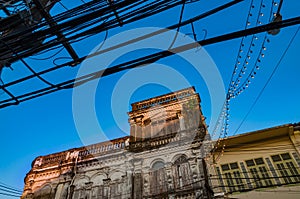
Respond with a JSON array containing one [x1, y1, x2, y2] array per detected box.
[[152, 161, 165, 170], [110, 181, 122, 199], [172, 155, 192, 189], [71, 177, 90, 199], [150, 161, 167, 195], [109, 172, 124, 199], [91, 186, 104, 199], [34, 185, 53, 199]]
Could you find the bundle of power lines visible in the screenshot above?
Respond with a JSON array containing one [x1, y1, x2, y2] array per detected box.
[[0, 0, 299, 109], [0, 0, 192, 65]]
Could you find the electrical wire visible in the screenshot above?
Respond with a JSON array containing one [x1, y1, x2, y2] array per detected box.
[[1, 0, 134, 58], [212, 0, 253, 141], [0, 39, 56, 87], [213, 178, 300, 193], [59, 1, 69, 11], [0, 183, 22, 193], [95, 29, 109, 52], [168, 0, 186, 49], [0, 14, 299, 109], [0, 0, 238, 110], [0, 187, 22, 195], [233, 26, 300, 135], [1, 0, 244, 90], [230, 0, 268, 93], [53, 56, 72, 66], [21, 148, 300, 198], [212, 165, 300, 177], [0, 68, 3, 96], [232, 0, 279, 97], [0, 192, 21, 197], [1, 0, 190, 64], [28, 167, 300, 198], [211, 0, 279, 161], [0, 181, 22, 198], [0, 0, 221, 66], [227, 0, 255, 93], [29, 46, 64, 60]]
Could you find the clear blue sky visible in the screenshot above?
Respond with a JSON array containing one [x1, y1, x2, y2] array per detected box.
[[0, 0, 299, 197]]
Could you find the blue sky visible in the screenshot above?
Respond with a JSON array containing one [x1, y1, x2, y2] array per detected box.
[[0, 0, 300, 197]]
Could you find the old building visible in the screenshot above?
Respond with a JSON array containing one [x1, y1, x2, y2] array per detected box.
[[210, 123, 300, 199], [21, 87, 213, 199]]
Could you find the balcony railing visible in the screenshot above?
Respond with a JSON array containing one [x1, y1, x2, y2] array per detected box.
[[34, 137, 130, 168]]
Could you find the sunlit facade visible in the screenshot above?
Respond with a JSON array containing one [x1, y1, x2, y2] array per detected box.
[[21, 87, 212, 199], [211, 123, 300, 199]]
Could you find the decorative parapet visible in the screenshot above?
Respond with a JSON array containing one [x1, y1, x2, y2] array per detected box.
[[77, 136, 129, 159], [130, 87, 197, 112], [31, 136, 130, 169]]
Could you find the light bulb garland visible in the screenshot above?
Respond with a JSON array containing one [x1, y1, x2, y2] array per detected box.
[[230, 0, 269, 93], [229, 0, 256, 89], [230, 0, 279, 98], [211, 0, 279, 163], [233, 34, 270, 97]]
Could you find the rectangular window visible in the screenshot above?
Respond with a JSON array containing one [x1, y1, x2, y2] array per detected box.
[[271, 153, 300, 184], [277, 163, 291, 183], [233, 170, 244, 191], [230, 163, 239, 169], [271, 155, 281, 162], [286, 162, 300, 182], [220, 162, 245, 193], [177, 165, 183, 187], [292, 152, 300, 167], [255, 158, 264, 165], [245, 158, 273, 188], [265, 157, 281, 185], [216, 167, 226, 192], [221, 164, 230, 171], [249, 167, 263, 188], [259, 166, 272, 186], [224, 172, 235, 193], [240, 162, 253, 189], [281, 153, 291, 160], [246, 160, 255, 167]]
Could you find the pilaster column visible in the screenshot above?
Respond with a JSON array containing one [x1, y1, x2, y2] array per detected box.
[[165, 162, 174, 191], [103, 178, 111, 198], [143, 167, 150, 196]]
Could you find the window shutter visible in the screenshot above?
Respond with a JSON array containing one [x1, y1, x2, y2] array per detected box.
[[172, 165, 180, 189]]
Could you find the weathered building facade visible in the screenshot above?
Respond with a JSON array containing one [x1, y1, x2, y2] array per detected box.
[[211, 123, 300, 199], [22, 87, 212, 199]]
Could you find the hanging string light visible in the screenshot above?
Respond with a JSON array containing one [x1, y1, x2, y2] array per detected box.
[[205, 0, 282, 165], [233, 33, 272, 96], [231, 0, 279, 97], [227, 0, 257, 94], [211, 0, 280, 161], [230, 0, 268, 93]]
